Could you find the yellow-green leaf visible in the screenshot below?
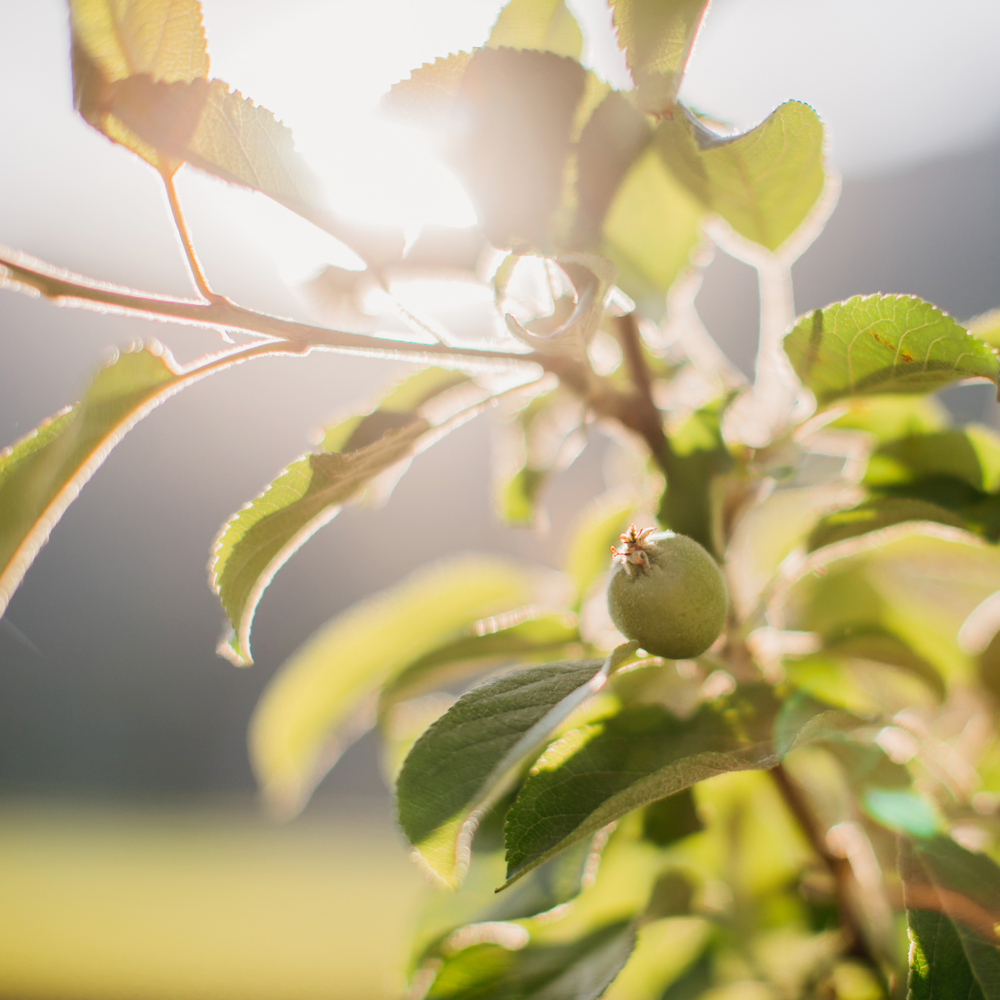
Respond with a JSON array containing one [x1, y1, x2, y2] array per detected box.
[[657, 102, 826, 251], [573, 90, 653, 249], [784, 294, 999, 407], [967, 308, 1000, 348], [70, 0, 208, 81], [610, 0, 710, 117], [488, 0, 583, 59], [426, 920, 636, 1000], [250, 556, 543, 818], [601, 145, 704, 301], [381, 52, 474, 130], [0, 343, 205, 618], [70, 0, 208, 170], [211, 368, 472, 667]]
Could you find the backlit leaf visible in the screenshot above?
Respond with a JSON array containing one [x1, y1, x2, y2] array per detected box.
[[70, 0, 208, 169], [641, 788, 702, 847], [0, 342, 228, 620], [73, 3, 402, 262], [387, 47, 587, 252], [250, 556, 541, 818], [780, 527, 1000, 687], [827, 394, 950, 445], [657, 102, 825, 251], [901, 836, 1000, 999], [488, 0, 583, 59], [425, 919, 636, 1000], [863, 426, 1000, 541], [381, 52, 474, 130], [868, 426, 1000, 494], [610, 0, 710, 117], [967, 308, 1000, 348], [783, 295, 998, 406], [379, 613, 582, 712], [573, 90, 652, 249], [821, 627, 946, 701], [503, 685, 854, 883], [397, 659, 608, 886], [600, 145, 704, 303], [806, 498, 965, 552], [211, 368, 472, 666]]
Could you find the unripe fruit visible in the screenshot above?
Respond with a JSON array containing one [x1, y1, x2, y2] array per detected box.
[[607, 526, 727, 660]]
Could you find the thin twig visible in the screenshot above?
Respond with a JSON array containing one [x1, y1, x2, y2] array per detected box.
[[161, 171, 218, 302], [0, 246, 659, 447], [615, 311, 667, 463], [770, 764, 880, 968]]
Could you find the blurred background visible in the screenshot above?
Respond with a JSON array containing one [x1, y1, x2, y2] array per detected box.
[[1, 0, 999, 996]]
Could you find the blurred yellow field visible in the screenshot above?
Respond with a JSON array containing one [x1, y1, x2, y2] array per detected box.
[[0, 800, 424, 1000]]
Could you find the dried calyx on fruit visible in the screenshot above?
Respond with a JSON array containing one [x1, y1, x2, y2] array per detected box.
[[607, 525, 727, 660]]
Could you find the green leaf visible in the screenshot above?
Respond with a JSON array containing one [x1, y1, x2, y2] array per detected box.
[[211, 367, 471, 665], [659, 948, 714, 1000], [863, 426, 1000, 541], [658, 399, 733, 557], [641, 788, 703, 847], [379, 614, 582, 712], [656, 102, 826, 251], [869, 426, 1000, 495], [806, 498, 966, 552], [967, 308, 1000, 348], [573, 90, 653, 249], [783, 528, 1000, 689], [902, 837, 1000, 999], [70, 0, 208, 170], [503, 685, 853, 883], [610, 0, 711, 117], [784, 295, 998, 407], [488, 0, 583, 59], [484, 835, 605, 922], [821, 627, 946, 701], [249, 555, 542, 818], [0, 342, 212, 619], [425, 920, 636, 1000], [600, 145, 704, 304], [397, 659, 608, 886], [827, 394, 950, 445]]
